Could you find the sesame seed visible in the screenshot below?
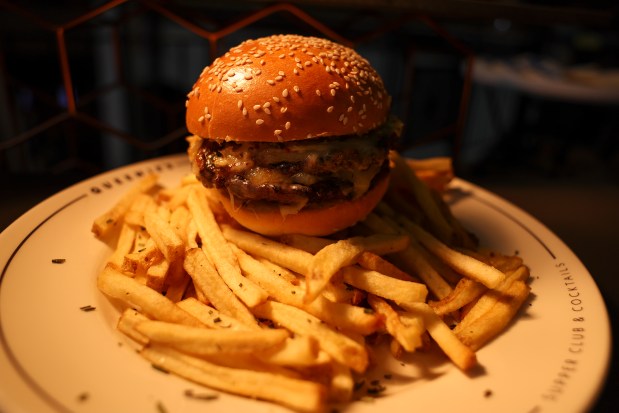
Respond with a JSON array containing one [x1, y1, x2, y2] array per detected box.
[[256, 119, 264, 125], [285, 121, 291, 130], [278, 71, 285, 76], [280, 107, 288, 113], [275, 76, 283, 81], [315, 89, 321, 96], [244, 74, 252, 80], [273, 96, 280, 103], [293, 86, 300, 93], [279, 53, 285, 59], [274, 129, 282, 135], [198, 115, 205, 123], [339, 114, 345, 121], [237, 100, 243, 109], [327, 106, 334, 113], [242, 108, 248, 116], [330, 89, 336, 96], [264, 107, 271, 115], [282, 89, 289, 98], [263, 102, 271, 108], [267, 80, 275, 85], [348, 106, 353, 112], [253, 104, 261, 111]]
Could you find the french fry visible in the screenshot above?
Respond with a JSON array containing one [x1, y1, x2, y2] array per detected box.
[[256, 257, 301, 285], [144, 210, 184, 265], [430, 277, 486, 317], [106, 223, 137, 269], [280, 233, 333, 254], [222, 224, 313, 276], [339, 266, 428, 309], [361, 212, 401, 235], [136, 320, 289, 356], [255, 335, 322, 368], [177, 297, 251, 331], [117, 308, 150, 345], [356, 251, 419, 282], [393, 242, 453, 300], [145, 257, 169, 292], [183, 248, 260, 329], [306, 239, 365, 303], [92, 173, 158, 239], [454, 266, 530, 337], [97, 265, 203, 327], [169, 205, 191, 244], [406, 156, 454, 192], [349, 233, 410, 256], [328, 362, 354, 403], [368, 294, 423, 352], [400, 218, 506, 289], [252, 300, 369, 373], [141, 344, 326, 413], [455, 279, 530, 351], [232, 244, 380, 335], [167, 184, 196, 210], [187, 189, 268, 308], [391, 152, 454, 243], [163, 263, 190, 303], [122, 237, 163, 275], [404, 303, 477, 371], [123, 193, 156, 227]]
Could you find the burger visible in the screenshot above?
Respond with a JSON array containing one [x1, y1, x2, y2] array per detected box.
[[185, 34, 402, 236]]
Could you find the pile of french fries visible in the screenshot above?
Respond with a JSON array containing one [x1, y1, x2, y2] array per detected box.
[[92, 152, 530, 412]]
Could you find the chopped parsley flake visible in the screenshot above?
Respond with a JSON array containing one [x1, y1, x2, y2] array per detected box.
[[184, 389, 219, 400], [152, 364, 170, 374]]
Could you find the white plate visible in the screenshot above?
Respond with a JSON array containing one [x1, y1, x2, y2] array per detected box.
[[0, 154, 611, 413]]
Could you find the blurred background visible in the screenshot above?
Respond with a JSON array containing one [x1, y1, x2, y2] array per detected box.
[[1, 0, 617, 411]]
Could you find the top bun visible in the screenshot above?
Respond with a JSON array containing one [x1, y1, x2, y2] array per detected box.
[[186, 34, 391, 142]]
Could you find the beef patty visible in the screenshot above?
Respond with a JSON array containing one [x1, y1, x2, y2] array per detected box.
[[191, 117, 401, 209]]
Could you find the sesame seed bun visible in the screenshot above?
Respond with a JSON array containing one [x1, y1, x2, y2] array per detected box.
[[214, 171, 390, 236], [185, 34, 391, 142]]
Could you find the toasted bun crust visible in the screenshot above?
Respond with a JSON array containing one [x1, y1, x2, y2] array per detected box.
[[213, 173, 389, 236], [186, 34, 391, 142]]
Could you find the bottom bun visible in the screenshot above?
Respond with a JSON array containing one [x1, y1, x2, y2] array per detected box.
[[214, 175, 390, 236]]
